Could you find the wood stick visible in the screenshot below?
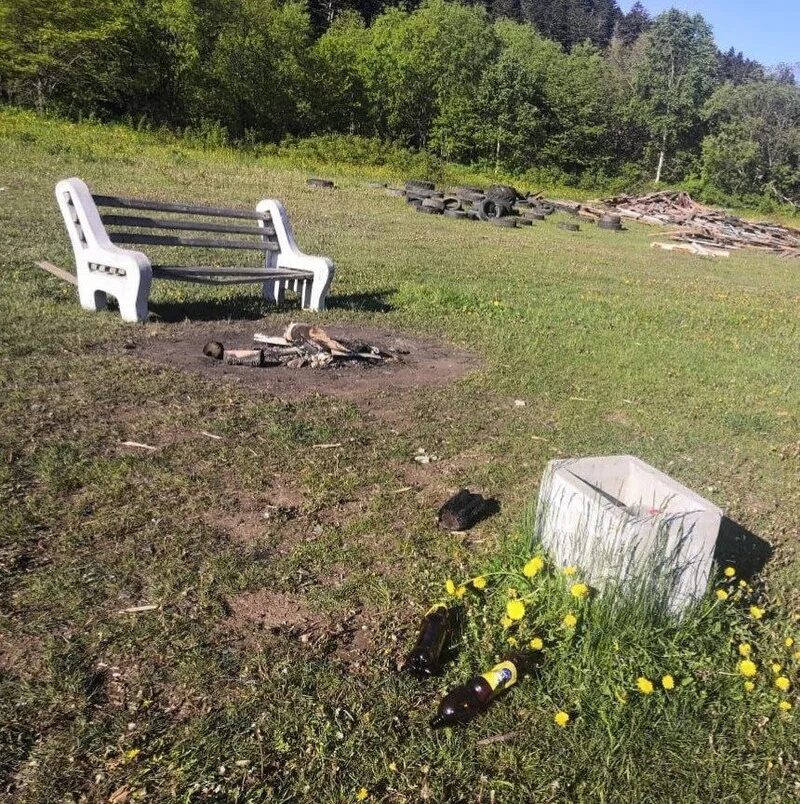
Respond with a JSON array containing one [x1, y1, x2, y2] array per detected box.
[[120, 441, 158, 451], [34, 261, 78, 286]]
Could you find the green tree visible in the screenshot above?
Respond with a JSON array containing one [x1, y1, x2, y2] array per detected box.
[[702, 80, 800, 202], [542, 42, 616, 176], [311, 10, 371, 133], [635, 9, 718, 183], [362, 0, 494, 151], [206, 0, 313, 140], [0, 0, 131, 112], [474, 19, 556, 171]]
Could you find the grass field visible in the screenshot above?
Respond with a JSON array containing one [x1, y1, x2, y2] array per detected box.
[[1, 108, 799, 802]]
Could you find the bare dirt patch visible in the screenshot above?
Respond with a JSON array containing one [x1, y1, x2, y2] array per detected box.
[[128, 321, 478, 416], [226, 589, 322, 635], [202, 483, 305, 546]]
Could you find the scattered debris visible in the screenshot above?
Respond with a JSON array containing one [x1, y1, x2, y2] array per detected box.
[[117, 604, 159, 614], [34, 260, 78, 286], [602, 191, 800, 258], [119, 441, 158, 451], [201, 323, 401, 370], [199, 430, 224, 440], [414, 448, 439, 464], [224, 349, 266, 367], [306, 177, 335, 189], [437, 489, 498, 531], [651, 241, 730, 258], [203, 340, 224, 360], [514, 399, 527, 407], [312, 442, 343, 449], [476, 730, 521, 746]]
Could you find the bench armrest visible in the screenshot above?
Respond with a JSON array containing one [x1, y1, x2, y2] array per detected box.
[[255, 198, 335, 311]]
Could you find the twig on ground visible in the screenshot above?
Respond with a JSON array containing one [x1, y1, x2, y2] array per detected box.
[[119, 441, 158, 451]]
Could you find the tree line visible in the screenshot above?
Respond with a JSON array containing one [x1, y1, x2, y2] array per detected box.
[[1, 0, 798, 206]]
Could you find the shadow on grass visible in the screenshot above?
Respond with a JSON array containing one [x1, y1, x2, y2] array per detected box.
[[714, 516, 773, 580], [327, 289, 396, 313], [148, 289, 396, 322], [149, 294, 292, 323]]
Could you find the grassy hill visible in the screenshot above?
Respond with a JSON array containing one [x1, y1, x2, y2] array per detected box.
[[1, 109, 798, 802]]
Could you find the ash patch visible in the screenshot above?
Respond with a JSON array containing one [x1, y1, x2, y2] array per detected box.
[[129, 321, 478, 412]]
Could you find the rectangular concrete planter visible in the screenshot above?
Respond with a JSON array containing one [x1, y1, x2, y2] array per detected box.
[[536, 455, 723, 616]]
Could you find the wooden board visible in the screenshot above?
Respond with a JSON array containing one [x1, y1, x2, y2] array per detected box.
[[34, 261, 78, 286]]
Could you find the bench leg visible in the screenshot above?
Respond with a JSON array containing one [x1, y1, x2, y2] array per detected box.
[[263, 279, 285, 305], [79, 284, 109, 313], [305, 275, 332, 312]]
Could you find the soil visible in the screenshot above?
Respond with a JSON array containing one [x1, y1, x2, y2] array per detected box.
[[128, 322, 478, 417], [226, 589, 322, 635]]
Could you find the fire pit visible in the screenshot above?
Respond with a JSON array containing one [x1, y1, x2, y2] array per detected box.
[[203, 322, 403, 370]]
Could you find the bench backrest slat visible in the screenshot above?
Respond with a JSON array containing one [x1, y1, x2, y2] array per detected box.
[[93, 194, 271, 222], [109, 232, 280, 252], [101, 214, 277, 238]]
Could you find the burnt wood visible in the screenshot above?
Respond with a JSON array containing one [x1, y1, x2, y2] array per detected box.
[[437, 489, 499, 531], [93, 194, 271, 221], [101, 214, 277, 238], [109, 232, 279, 251]]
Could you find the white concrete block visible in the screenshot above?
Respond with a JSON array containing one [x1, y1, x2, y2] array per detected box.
[[536, 455, 722, 616]]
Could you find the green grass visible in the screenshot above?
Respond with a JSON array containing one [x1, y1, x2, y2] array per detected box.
[[1, 107, 798, 802]]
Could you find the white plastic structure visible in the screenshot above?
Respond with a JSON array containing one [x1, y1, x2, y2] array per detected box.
[[255, 198, 334, 314], [55, 178, 152, 323], [54, 178, 334, 323], [536, 455, 722, 616]]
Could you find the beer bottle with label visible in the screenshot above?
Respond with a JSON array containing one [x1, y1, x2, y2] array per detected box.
[[403, 603, 452, 677], [430, 652, 537, 728]]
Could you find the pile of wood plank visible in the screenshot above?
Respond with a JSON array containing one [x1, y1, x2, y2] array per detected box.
[[599, 190, 800, 258], [203, 322, 400, 369]]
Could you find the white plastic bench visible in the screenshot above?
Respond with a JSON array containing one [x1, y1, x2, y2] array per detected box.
[[55, 177, 335, 322]]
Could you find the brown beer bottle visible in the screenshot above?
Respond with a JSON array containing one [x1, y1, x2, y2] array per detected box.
[[403, 603, 452, 677], [430, 652, 537, 728]]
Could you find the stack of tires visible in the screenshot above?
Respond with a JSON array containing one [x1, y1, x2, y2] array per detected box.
[[398, 180, 588, 235]]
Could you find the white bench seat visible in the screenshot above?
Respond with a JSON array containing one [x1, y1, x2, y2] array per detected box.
[[55, 178, 335, 322]]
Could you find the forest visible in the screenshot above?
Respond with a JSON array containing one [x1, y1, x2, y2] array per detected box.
[[1, 0, 798, 206]]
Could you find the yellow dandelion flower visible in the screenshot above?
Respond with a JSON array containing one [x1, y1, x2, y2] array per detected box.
[[563, 565, 577, 576], [529, 637, 544, 651], [750, 606, 764, 620], [506, 599, 526, 621], [636, 677, 654, 695], [523, 556, 544, 578], [445, 578, 456, 596], [778, 700, 792, 712], [715, 589, 729, 602], [472, 576, 487, 590], [356, 788, 369, 801], [501, 615, 514, 629], [724, 566, 736, 578], [738, 659, 758, 678], [738, 579, 747, 588], [793, 650, 800, 662], [662, 675, 675, 690], [554, 710, 570, 727], [388, 762, 398, 772], [506, 636, 519, 647], [570, 583, 590, 600], [774, 676, 791, 692], [563, 613, 578, 628], [738, 643, 752, 657], [785, 637, 794, 648], [744, 680, 755, 692], [771, 663, 782, 674], [454, 585, 467, 599]]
